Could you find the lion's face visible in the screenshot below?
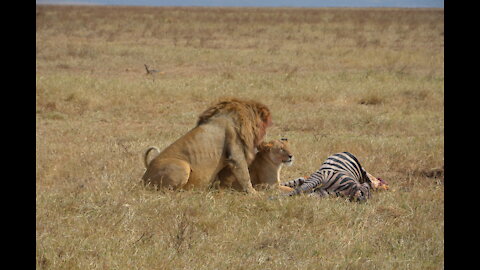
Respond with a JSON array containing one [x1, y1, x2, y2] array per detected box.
[[259, 139, 294, 166]]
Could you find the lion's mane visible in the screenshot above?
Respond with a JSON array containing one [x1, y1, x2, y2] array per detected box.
[[197, 98, 271, 163]]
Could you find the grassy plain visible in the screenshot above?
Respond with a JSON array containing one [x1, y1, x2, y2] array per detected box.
[[36, 5, 444, 270]]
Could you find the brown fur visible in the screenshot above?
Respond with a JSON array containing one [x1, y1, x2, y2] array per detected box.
[[142, 98, 272, 194], [197, 98, 272, 163], [217, 139, 294, 192]]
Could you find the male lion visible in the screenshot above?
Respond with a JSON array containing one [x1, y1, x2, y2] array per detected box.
[[142, 98, 272, 194], [217, 138, 295, 192]]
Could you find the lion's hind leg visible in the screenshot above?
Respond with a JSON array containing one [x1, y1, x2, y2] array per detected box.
[[142, 158, 191, 190]]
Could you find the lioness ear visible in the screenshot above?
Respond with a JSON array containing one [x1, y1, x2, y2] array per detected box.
[[280, 137, 288, 142], [258, 142, 273, 151]]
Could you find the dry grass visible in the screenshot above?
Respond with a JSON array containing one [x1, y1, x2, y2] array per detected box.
[[36, 5, 444, 270]]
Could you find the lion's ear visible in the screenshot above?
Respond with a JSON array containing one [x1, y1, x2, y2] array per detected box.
[[258, 142, 273, 152]]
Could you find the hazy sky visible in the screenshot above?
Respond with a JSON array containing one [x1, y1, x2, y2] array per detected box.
[[36, 0, 444, 8]]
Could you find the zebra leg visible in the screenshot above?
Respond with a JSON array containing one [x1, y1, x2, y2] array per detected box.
[[280, 177, 306, 188], [286, 178, 323, 197], [308, 188, 330, 198]]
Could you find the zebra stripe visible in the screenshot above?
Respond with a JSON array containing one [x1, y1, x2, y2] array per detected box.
[[280, 177, 307, 188], [282, 152, 372, 202]]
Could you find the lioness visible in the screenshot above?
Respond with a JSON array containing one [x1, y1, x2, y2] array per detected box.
[[217, 138, 295, 192], [142, 98, 272, 194]]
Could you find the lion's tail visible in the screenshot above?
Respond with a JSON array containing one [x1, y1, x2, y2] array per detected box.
[[144, 146, 160, 168]]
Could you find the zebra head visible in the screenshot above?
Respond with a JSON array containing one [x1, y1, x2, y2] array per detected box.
[[349, 182, 371, 203]]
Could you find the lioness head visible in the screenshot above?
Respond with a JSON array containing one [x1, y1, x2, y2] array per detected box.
[[258, 138, 294, 166]]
